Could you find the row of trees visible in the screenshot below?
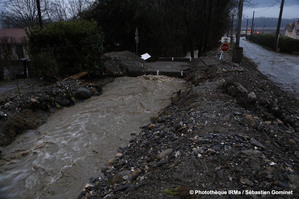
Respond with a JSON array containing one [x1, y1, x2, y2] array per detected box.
[[82, 0, 238, 57], [0, 0, 94, 28], [1, 0, 240, 58], [0, 0, 103, 81], [1, 0, 241, 81]]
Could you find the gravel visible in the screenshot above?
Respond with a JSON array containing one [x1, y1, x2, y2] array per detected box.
[[78, 54, 299, 199]]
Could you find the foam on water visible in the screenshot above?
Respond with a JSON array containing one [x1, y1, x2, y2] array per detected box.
[[0, 76, 186, 199]]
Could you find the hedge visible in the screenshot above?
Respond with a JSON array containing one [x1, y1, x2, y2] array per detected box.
[[247, 34, 299, 53], [27, 20, 104, 80]]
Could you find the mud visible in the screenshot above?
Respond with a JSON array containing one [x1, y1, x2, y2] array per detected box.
[[78, 54, 299, 199], [0, 76, 186, 199]]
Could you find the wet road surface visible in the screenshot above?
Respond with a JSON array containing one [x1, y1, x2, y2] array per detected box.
[[240, 39, 299, 99]]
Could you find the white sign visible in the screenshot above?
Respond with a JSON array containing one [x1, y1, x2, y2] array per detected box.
[[141, 53, 151, 60]]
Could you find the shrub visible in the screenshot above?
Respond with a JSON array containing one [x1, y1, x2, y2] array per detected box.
[[249, 34, 299, 54], [278, 36, 299, 53], [27, 20, 104, 80]]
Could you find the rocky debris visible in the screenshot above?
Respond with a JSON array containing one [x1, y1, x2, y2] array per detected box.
[[78, 55, 299, 199], [0, 78, 112, 147], [248, 91, 257, 101], [250, 138, 266, 149], [245, 114, 257, 128], [55, 94, 74, 106], [0, 110, 44, 146], [288, 175, 299, 188], [0, 111, 7, 118], [157, 149, 173, 159], [103, 51, 148, 76], [75, 87, 92, 100]]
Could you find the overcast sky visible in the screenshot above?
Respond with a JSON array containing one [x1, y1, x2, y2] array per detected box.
[[0, 0, 298, 19], [243, 0, 299, 19]]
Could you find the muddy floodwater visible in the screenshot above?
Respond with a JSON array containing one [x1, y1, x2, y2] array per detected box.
[[0, 76, 186, 199]]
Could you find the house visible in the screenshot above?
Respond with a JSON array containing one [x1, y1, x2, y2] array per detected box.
[[0, 28, 28, 60], [0, 29, 29, 79], [285, 20, 299, 40]]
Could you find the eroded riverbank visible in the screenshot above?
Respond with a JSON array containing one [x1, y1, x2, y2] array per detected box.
[[78, 56, 299, 199], [0, 75, 186, 199]]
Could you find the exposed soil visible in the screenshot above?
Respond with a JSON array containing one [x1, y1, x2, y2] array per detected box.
[[0, 77, 114, 147], [1, 51, 298, 198], [78, 55, 299, 199]]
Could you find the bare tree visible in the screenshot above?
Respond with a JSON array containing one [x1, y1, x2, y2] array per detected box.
[[36, 0, 43, 28], [0, 0, 95, 28], [45, 0, 95, 21], [0, 0, 38, 28]]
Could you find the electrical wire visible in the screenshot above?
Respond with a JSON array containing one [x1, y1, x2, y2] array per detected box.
[[254, 0, 280, 13], [242, 0, 281, 20], [0, 0, 9, 4]]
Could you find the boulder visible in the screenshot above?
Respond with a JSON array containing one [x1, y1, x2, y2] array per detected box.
[[248, 92, 257, 101], [75, 87, 92, 99], [55, 95, 73, 106]]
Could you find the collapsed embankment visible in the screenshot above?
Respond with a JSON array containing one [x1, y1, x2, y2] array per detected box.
[[0, 77, 114, 147], [1, 50, 298, 198], [0, 51, 147, 147], [78, 56, 299, 199]]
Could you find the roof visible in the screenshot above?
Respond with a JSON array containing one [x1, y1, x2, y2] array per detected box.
[[0, 28, 27, 43]]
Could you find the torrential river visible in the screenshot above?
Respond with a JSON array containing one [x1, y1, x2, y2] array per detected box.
[[0, 76, 186, 199]]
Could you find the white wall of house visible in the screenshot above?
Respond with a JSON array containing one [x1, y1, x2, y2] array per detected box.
[[285, 29, 299, 40], [285, 30, 293, 38], [293, 29, 299, 39]]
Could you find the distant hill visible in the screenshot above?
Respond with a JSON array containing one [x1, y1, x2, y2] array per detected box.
[[249, 0, 299, 6], [241, 17, 297, 28]]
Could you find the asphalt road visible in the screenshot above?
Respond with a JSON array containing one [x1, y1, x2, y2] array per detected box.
[[240, 38, 299, 99]]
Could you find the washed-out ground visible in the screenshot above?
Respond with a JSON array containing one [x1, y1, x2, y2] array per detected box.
[[78, 54, 299, 198], [0, 51, 298, 199], [0, 51, 155, 147]]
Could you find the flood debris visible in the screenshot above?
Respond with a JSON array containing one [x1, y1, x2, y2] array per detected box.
[[0, 78, 112, 146], [78, 52, 299, 199]]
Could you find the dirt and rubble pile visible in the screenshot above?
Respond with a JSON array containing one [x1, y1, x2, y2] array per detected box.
[[78, 57, 299, 199], [0, 78, 114, 147], [0, 50, 147, 147], [103, 51, 148, 76]]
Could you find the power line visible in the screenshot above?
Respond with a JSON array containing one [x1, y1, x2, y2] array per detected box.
[[0, 0, 9, 4], [254, 0, 280, 13]]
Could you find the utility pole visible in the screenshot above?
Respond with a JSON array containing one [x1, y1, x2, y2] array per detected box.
[[250, 11, 255, 40], [233, 0, 244, 63], [274, 0, 284, 51], [36, 0, 43, 29], [230, 14, 234, 43], [245, 18, 248, 37], [235, 0, 244, 48]]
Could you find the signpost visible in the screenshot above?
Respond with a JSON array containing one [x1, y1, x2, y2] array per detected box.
[[221, 43, 230, 52], [220, 43, 230, 60]]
